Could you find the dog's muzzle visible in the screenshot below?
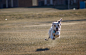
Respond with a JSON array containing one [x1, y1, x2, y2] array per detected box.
[[56, 27, 58, 31]]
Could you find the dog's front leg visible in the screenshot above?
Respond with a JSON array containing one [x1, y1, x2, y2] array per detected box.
[[50, 30, 55, 40]]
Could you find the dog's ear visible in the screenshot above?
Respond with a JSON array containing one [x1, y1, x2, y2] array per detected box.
[[58, 21, 60, 23], [60, 18, 62, 22], [57, 18, 62, 23]]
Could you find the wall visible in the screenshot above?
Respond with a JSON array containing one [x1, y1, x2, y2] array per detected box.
[[13, 0, 18, 7], [32, 0, 38, 6], [18, 0, 32, 7]]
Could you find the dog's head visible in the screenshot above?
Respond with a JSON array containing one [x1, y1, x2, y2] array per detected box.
[[52, 19, 62, 31]]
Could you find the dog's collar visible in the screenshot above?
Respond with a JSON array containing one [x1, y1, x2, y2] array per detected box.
[[53, 30, 56, 33]]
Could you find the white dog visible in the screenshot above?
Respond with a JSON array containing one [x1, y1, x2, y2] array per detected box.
[[45, 18, 62, 40]]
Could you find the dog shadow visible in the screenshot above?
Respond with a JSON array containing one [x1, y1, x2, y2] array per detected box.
[[36, 48, 49, 52]]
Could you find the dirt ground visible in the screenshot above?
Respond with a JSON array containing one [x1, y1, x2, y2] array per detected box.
[[0, 8, 86, 55]]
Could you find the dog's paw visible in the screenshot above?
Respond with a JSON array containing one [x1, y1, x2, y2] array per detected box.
[[53, 38, 55, 40]]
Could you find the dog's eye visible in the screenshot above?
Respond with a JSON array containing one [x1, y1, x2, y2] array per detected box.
[[58, 25, 59, 27], [54, 25, 56, 27]]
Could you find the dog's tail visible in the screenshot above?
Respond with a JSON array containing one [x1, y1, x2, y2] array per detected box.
[[45, 37, 50, 41], [45, 38, 49, 41]]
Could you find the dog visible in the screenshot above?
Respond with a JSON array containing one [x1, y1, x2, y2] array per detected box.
[[45, 18, 62, 41]]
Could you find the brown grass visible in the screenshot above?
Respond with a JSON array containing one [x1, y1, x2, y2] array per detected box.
[[0, 8, 86, 55]]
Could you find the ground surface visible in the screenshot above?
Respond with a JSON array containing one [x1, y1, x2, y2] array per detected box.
[[0, 8, 86, 55]]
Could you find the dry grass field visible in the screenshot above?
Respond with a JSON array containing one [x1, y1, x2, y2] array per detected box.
[[0, 8, 86, 55]]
